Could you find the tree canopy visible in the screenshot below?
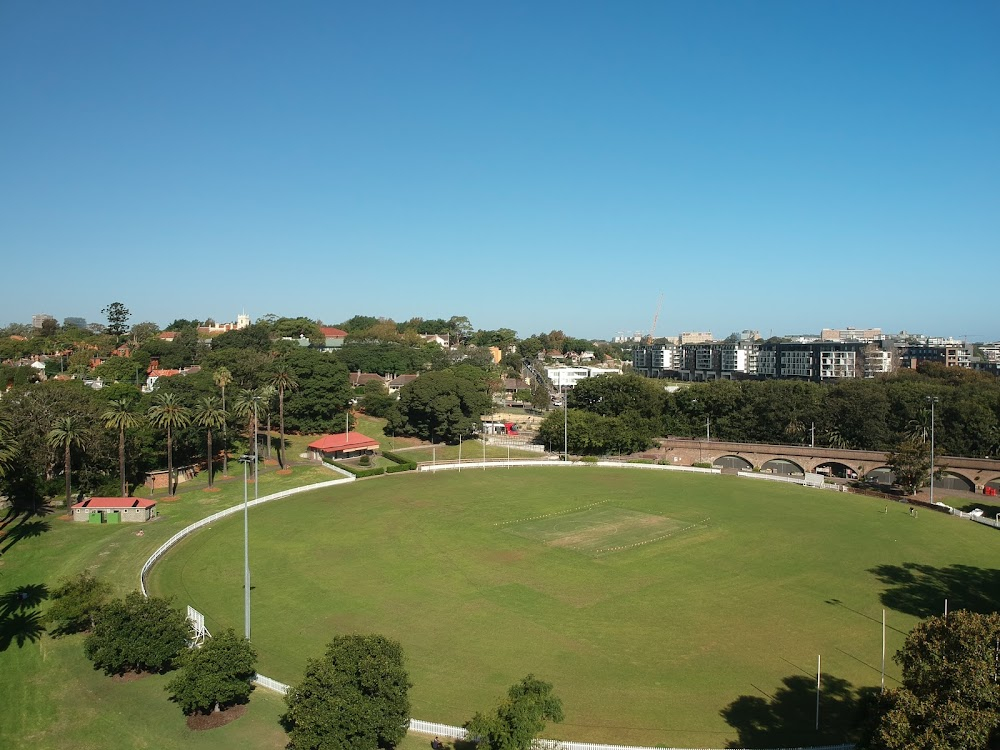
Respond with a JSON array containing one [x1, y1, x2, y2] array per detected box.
[[387, 367, 492, 443], [465, 674, 564, 750], [282, 634, 411, 750], [859, 611, 1000, 750], [166, 628, 257, 715], [84, 592, 189, 675]]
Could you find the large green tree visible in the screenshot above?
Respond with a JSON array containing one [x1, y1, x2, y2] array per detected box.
[[101, 301, 130, 340], [148, 392, 191, 496], [282, 634, 411, 750], [45, 416, 86, 509], [387, 367, 492, 443], [465, 674, 564, 750], [886, 438, 930, 495], [44, 571, 110, 636], [859, 611, 1000, 750], [84, 592, 189, 675], [280, 348, 352, 434], [166, 628, 257, 715]]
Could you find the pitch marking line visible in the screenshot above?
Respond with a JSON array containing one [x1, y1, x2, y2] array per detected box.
[[494, 499, 614, 527], [593, 517, 711, 554]]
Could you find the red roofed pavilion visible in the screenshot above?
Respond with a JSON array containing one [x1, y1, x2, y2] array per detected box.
[[308, 432, 379, 460], [72, 497, 157, 523]]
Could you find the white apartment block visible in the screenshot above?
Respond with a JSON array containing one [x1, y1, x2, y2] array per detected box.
[[721, 341, 759, 374], [546, 365, 622, 389]]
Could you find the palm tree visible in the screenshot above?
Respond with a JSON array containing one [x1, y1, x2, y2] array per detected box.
[[233, 387, 266, 460], [270, 363, 299, 469], [213, 367, 233, 476], [906, 408, 931, 444], [192, 396, 227, 488], [46, 417, 86, 510], [102, 398, 141, 497], [0, 413, 16, 480], [148, 393, 191, 497]]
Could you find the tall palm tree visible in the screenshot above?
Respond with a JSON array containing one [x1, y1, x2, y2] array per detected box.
[[270, 363, 299, 469], [233, 387, 266, 460], [148, 393, 191, 497], [192, 396, 227, 488], [102, 398, 141, 497], [259, 384, 276, 460], [213, 367, 233, 476], [906, 408, 931, 444], [46, 417, 86, 510], [0, 413, 16, 480]]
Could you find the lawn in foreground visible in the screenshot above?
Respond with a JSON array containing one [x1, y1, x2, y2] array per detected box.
[[0, 462, 334, 750], [148, 467, 1000, 748]]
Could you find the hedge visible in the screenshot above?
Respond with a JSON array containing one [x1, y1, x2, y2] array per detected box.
[[382, 450, 417, 472]]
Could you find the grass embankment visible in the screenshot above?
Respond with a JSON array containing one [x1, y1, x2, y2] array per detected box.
[[148, 467, 1000, 748]]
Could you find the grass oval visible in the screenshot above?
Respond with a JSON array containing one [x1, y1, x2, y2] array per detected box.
[[147, 468, 1000, 747]]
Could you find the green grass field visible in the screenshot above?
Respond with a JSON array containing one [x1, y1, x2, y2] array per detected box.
[[145, 467, 1000, 748]]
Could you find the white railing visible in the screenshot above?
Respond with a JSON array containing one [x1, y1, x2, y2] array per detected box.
[[253, 674, 289, 694], [139, 476, 354, 595]]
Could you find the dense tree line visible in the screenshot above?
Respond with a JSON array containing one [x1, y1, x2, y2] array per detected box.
[[538, 367, 1000, 458]]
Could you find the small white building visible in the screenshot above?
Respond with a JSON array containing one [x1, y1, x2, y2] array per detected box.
[[546, 365, 622, 390]]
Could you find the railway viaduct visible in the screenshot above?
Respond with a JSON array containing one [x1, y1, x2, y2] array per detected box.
[[654, 438, 1000, 494]]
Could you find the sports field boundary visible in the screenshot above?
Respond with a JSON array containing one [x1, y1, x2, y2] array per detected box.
[[139, 461, 859, 750]]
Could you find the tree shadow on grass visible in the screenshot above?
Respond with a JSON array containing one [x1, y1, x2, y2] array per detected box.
[[0, 519, 51, 555], [868, 562, 1000, 618], [720, 673, 869, 749], [0, 583, 48, 652]]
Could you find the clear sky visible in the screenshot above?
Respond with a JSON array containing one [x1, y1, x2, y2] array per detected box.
[[2, 1, 997, 340]]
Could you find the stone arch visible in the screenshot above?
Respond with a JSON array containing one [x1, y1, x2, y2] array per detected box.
[[935, 471, 975, 492], [812, 461, 858, 480], [713, 455, 753, 470], [761, 458, 804, 477]]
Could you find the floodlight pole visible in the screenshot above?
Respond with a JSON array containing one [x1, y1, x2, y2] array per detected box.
[[816, 654, 821, 731], [881, 609, 886, 691], [240, 454, 252, 641], [927, 396, 938, 505], [563, 384, 568, 462], [458, 433, 462, 472]]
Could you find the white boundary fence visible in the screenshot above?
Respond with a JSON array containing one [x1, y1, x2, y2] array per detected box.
[[139, 461, 862, 750]]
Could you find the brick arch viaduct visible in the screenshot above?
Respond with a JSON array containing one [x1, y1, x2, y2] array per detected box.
[[656, 438, 1000, 494]]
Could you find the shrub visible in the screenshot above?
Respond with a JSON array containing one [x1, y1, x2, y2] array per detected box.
[[45, 571, 110, 636], [692, 462, 714, 469], [359, 454, 371, 466], [580, 456, 599, 464]]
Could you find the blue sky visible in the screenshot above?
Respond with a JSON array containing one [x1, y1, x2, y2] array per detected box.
[[2, 1, 997, 340]]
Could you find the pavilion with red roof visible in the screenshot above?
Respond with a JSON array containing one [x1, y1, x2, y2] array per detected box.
[[308, 432, 380, 460], [72, 497, 157, 524]]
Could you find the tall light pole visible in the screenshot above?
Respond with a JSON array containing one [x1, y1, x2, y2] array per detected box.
[[238, 453, 253, 640], [927, 396, 938, 504], [563, 383, 568, 462], [706, 415, 710, 441]]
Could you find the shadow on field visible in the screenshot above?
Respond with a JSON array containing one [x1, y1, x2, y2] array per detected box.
[[0, 583, 48, 652], [0, 519, 51, 555], [720, 673, 868, 748], [868, 562, 1000, 618]]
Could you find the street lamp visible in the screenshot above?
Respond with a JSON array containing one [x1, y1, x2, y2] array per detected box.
[[926, 396, 938, 505], [238, 453, 254, 640]]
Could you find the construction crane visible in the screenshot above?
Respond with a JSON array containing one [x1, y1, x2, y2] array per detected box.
[[645, 293, 663, 344]]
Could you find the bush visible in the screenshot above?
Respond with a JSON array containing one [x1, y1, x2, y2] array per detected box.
[[580, 455, 599, 464], [382, 450, 417, 471], [692, 462, 714, 469], [332, 462, 385, 478], [359, 454, 371, 466]]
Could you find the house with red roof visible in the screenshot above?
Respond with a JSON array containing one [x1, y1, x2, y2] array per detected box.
[[349, 372, 388, 388], [308, 432, 379, 460], [72, 497, 157, 523], [319, 327, 348, 350]]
